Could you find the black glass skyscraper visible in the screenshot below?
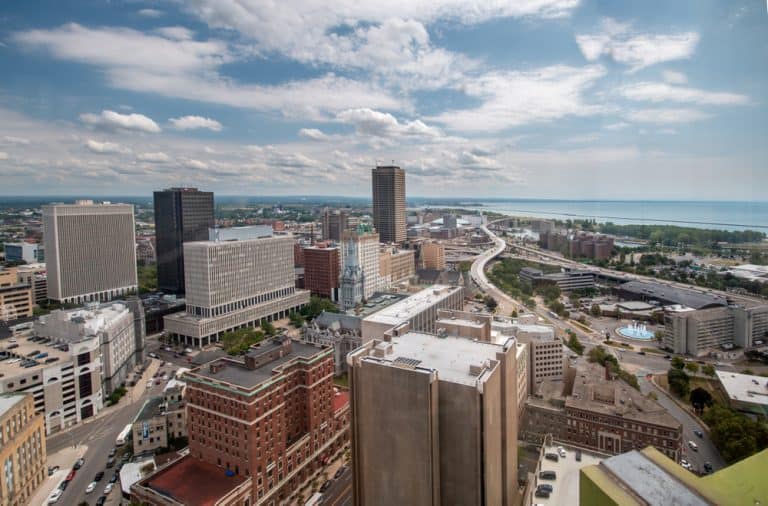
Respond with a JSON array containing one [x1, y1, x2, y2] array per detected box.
[[153, 188, 214, 294]]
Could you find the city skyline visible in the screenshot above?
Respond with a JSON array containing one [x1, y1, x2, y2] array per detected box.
[[0, 1, 766, 200]]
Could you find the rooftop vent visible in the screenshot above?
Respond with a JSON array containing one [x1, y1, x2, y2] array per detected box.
[[393, 357, 421, 369]]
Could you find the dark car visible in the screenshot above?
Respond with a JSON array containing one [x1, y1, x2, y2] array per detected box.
[[108, 448, 116, 457], [48, 465, 60, 476], [664, 354, 671, 359], [534, 489, 550, 498], [106, 457, 115, 468], [94, 471, 104, 482], [704, 462, 713, 473], [538, 484, 554, 493], [544, 453, 559, 462], [694, 429, 704, 438], [334, 466, 346, 479], [121, 453, 131, 462], [638, 351, 646, 355], [96, 496, 107, 506], [575, 449, 582, 462], [73, 458, 85, 470], [110, 472, 119, 483], [59, 480, 69, 491], [320, 480, 332, 493]]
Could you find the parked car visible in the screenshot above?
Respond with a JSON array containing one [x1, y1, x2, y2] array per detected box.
[[693, 429, 704, 438], [73, 458, 85, 470], [59, 480, 69, 491], [48, 465, 60, 476], [681, 459, 692, 470], [86, 482, 97, 494], [334, 466, 346, 479], [534, 489, 550, 499], [320, 480, 332, 493], [94, 471, 104, 482], [539, 470, 557, 480], [96, 496, 107, 506], [104, 483, 114, 494], [537, 484, 554, 493], [66, 469, 76, 481], [557, 446, 566, 458], [108, 448, 116, 457], [110, 472, 119, 483], [544, 453, 559, 462], [48, 489, 63, 504], [106, 457, 115, 468], [575, 449, 582, 462], [704, 462, 713, 473], [688, 440, 699, 451]]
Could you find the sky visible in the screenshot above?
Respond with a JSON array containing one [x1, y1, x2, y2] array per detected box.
[[0, 0, 766, 200]]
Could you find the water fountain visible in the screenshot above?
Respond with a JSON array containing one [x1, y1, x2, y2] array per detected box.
[[617, 321, 655, 340]]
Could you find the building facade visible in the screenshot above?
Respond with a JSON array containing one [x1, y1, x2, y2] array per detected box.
[[0, 268, 32, 322], [421, 242, 445, 271], [371, 165, 406, 244], [43, 201, 137, 303], [0, 394, 46, 506], [15, 264, 47, 306], [2, 242, 44, 264], [303, 246, 340, 300], [322, 209, 349, 242], [379, 246, 415, 286], [348, 331, 518, 506], [154, 188, 215, 294], [341, 229, 382, 299], [164, 233, 309, 347], [303, 311, 362, 376]]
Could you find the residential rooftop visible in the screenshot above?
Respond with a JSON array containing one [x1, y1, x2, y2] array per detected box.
[[361, 285, 462, 326], [359, 331, 514, 387]]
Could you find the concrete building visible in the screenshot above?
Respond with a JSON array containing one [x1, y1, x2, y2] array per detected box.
[[163, 233, 309, 347], [519, 266, 596, 292], [136, 238, 156, 265], [539, 231, 614, 260], [516, 342, 529, 419], [361, 285, 464, 341], [340, 239, 365, 311], [348, 330, 518, 506], [341, 228, 382, 299], [133, 336, 350, 505], [163, 379, 187, 439], [322, 209, 350, 242], [15, 263, 47, 306], [132, 396, 169, 456], [2, 242, 44, 264], [379, 246, 415, 286], [734, 304, 768, 348], [581, 446, 768, 506], [617, 280, 727, 309], [0, 268, 33, 322], [420, 241, 445, 270], [0, 328, 103, 434], [522, 364, 682, 461], [303, 311, 362, 376], [371, 165, 406, 244], [43, 200, 137, 303], [492, 316, 562, 392], [35, 301, 144, 393], [0, 394, 46, 506], [154, 188, 215, 295], [664, 306, 735, 356], [303, 245, 340, 300], [715, 370, 768, 417]]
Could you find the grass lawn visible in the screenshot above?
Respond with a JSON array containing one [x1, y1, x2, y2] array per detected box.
[[690, 377, 728, 406], [333, 373, 349, 388]]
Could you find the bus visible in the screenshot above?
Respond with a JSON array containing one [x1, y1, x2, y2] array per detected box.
[[116, 424, 132, 446]]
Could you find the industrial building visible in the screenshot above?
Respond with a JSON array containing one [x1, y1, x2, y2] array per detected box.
[[43, 200, 137, 303], [348, 330, 518, 506]]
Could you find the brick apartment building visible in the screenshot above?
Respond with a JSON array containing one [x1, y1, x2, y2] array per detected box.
[[132, 336, 350, 506], [539, 231, 614, 261], [303, 245, 340, 300]]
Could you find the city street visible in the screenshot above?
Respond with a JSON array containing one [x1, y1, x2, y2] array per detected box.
[[320, 467, 352, 506]]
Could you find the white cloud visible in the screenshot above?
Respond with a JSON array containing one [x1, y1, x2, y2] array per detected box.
[[603, 122, 629, 130], [137, 152, 171, 163], [14, 24, 403, 118], [662, 70, 687, 85], [620, 82, 749, 105], [298, 128, 332, 141], [155, 27, 194, 41], [169, 115, 223, 131], [576, 18, 699, 71], [429, 65, 607, 132], [0, 152, 8, 160], [138, 9, 163, 18], [627, 108, 710, 124], [80, 110, 162, 133], [2, 136, 30, 145], [336, 108, 443, 138], [183, 159, 208, 170], [85, 139, 130, 154]]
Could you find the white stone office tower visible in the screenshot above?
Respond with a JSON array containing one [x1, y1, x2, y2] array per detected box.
[[341, 239, 365, 311], [43, 201, 137, 304], [340, 227, 382, 299], [163, 234, 309, 347]]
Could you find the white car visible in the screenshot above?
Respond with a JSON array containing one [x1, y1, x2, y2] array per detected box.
[[48, 489, 63, 504], [85, 481, 97, 493], [680, 459, 692, 470], [557, 446, 566, 458], [104, 483, 114, 494]]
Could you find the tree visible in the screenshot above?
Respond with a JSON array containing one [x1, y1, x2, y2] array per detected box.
[[671, 356, 686, 370], [261, 319, 276, 336], [221, 328, 265, 355], [566, 331, 584, 356], [667, 367, 690, 398], [689, 387, 713, 414], [590, 304, 601, 317], [702, 364, 716, 377], [654, 330, 664, 344], [483, 295, 498, 312], [289, 311, 305, 328], [510, 309, 518, 318], [685, 362, 699, 375]]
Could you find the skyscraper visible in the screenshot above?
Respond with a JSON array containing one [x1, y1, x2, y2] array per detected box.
[[153, 187, 214, 294], [43, 200, 137, 303], [322, 208, 350, 242], [340, 239, 364, 310], [371, 165, 406, 243]]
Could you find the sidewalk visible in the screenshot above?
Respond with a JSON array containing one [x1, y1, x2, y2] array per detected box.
[[30, 445, 89, 506]]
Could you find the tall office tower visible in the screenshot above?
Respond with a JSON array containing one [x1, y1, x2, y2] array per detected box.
[[322, 208, 350, 242], [341, 228, 382, 299], [153, 188, 214, 294], [371, 165, 406, 244], [348, 330, 518, 506], [163, 229, 309, 347], [0, 393, 47, 505], [43, 200, 137, 304], [303, 245, 341, 300], [421, 241, 446, 270], [131, 337, 351, 506]]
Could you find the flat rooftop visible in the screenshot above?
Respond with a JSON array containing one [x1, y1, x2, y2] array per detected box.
[[191, 339, 326, 390], [0, 335, 70, 377], [0, 393, 25, 416], [533, 443, 604, 506], [362, 285, 461, 326], [715, 370, 768, 407], [138, 455, 248, 506], [348, 292, 409, 318], [363, 331, 513, 387], [618, 280, 727, 310], [135, 396, 166, 423]]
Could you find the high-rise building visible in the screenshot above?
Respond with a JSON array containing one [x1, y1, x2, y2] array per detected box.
[[43, 200, 137, 303], [371, 165, 406, 244], [0, 393, 46, 506], [340, 240, 365, 311], [341, 228, 382, 299], [0, 267, 33, 322], [348, 330, 518, 506], [154, 188, 215, 294], [163, 230, 309, 347], [322, 209, 350, 242], [131, 336, 351, 506], [421, 241, 446, 270], [379, 246, 415, 286], [15, 264, 47, 306], [303, 245, 341, 300]]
